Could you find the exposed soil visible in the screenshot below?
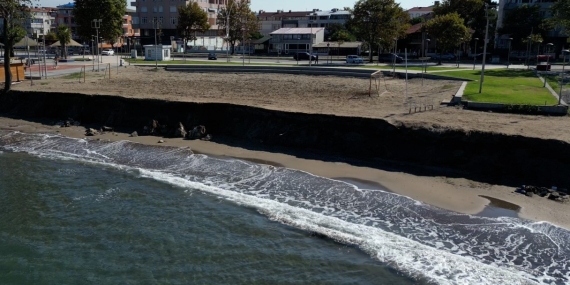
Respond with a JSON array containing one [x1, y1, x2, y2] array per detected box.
[[11, 66, 570, 142]]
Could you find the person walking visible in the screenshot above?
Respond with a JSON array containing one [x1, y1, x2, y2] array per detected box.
[[53, 56, 59, 69]]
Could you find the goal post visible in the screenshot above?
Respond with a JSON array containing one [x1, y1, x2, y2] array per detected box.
[[78, 63, 111, 83], [369, 70, 388, 97]]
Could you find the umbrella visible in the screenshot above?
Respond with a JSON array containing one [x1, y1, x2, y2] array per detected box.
[[50, 39, 83, 47], [14, 36, 39, 47]]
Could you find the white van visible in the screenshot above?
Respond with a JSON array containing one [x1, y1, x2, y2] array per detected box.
[[346, 55, 364, 64]]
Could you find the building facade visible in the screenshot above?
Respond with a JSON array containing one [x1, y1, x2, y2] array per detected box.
[[130, 0, 240, 49], [269, 27, 325, 54], [53, 2, 78, 39], [257, 8, 351, 37], [27, 7, 57, 38], [406, 6, 433, 19], [496, 0, 564, 51]]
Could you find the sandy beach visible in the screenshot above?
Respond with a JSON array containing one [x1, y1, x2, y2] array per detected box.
[[3, 66, 570, 229], [1, 117, 568, 229]]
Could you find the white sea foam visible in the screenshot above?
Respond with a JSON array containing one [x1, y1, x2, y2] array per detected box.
[[1, 131, 569, 284], [137, 169, 540, 285]]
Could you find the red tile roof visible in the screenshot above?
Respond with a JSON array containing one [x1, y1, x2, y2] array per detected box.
[[407, 6, 433, 13]]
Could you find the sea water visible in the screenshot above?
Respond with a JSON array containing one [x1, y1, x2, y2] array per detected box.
[[0, 131, 569, 285]]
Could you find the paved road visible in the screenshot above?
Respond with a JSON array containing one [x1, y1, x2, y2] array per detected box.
[[13, 53, 562, 81]]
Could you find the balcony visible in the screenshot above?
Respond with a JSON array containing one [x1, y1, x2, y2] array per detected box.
[[130, 2, 136, 6]]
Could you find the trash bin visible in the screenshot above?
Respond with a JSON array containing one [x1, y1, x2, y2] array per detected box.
[[130, 49, 137, 59]]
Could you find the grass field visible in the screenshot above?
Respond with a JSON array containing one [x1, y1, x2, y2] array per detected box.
[[437, 69, 558, 105]]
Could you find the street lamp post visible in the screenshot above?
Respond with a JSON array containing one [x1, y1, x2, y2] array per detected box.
[[153, 18, 161, 69], [25, 33, 33, 86], [472, 38, 478, 70], [309, 20, 314, 67], [563, 49, 568, 72], [92, 19, 102, 72], [393, 38, 397, 74], [507, 38, 513, 68], [425, 38, 430, 73], [327, 42, 330, 65], [525, 36, 532, 69], [479, 4, 496, 94], [456, 38, 462, 68], [225, 5, 233, 63]]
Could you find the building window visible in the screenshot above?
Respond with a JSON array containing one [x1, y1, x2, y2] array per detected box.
[[153, 6, 157, 12], [141, 6, 147, 12], [142, 17, 148, 24], [171, 17, 176, 25], [159, 6, 163, 12], [159, 16, 163, 23], [133, 17, 139, 24], [170, 6, 176, 12]]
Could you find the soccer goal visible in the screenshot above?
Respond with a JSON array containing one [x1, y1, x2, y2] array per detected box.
[[369, 70, 389, 97], [78, 63, 112, 83]]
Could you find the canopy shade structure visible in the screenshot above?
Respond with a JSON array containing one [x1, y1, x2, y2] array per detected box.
[[14, 36, 39, 47], [50, 39, 83, 47]]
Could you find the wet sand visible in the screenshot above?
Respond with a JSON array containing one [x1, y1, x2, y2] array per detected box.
[[1, 117, 569, 229]]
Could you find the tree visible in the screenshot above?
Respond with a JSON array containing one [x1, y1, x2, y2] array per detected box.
[[56, 24, 71, 59], [217, 0, 259, 54], [347, 0, 410, 63], [550, 0, 570, 37], [433, 0, 485, 27], [326, 23, 355, 42], [73, 0, 125, 43], [1, 0, 32, 94], [425, 13, 471, 64], [177, 2, 210, 50], [410, 17, 425, 25], [331, 30, 355, 42], [44, 31, 57, 41], [498, 5, 549, 50]]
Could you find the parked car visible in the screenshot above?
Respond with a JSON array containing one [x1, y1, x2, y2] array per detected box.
[[468, 53, 491, 59], [378, 53, 403, 63], [431, 53, 456, 60], [346, 55, 364, 64], [101, 49, 114, 56], [293, 52, 318, 61], [208, 53, 217, 60]]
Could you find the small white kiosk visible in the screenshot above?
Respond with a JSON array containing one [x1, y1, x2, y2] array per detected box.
[[143, 45, 172, 61]]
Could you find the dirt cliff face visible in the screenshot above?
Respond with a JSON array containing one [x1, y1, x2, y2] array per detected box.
[[2, 90, 569, 188]]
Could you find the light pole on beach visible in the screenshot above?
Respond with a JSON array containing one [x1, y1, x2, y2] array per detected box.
[[507, 38, 513, 68], [92, 19, 102, 72], [479, 4, 496, 94], [153, 18, 161, 69]]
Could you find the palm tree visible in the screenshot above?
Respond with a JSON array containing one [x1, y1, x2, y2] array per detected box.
[[56, 24, 71, 59]]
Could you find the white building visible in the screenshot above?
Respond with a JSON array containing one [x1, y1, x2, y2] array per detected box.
[[269, 27, 325, 54], [144, 45, 172, 61], [406, 6, 434, 19], [27, 7, 56, 38]]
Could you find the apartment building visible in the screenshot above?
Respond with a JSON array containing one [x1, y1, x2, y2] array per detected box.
[[53, 2, 78, 39], [0, 7, 56, 41], [406, 6, 433, 19], [257, 8, 351, 37], [496, 0, 563, 49], [130, 0, 240, 49], [26, 7, 57, 38]]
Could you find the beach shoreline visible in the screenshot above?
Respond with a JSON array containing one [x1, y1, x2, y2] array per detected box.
[[1, 117, 569, 230]]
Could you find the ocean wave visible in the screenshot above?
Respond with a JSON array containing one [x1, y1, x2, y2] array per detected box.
[[0, 131, 568, 284]]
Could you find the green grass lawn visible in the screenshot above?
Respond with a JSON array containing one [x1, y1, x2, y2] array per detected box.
[[437, 69, 558, 105], [360, 65, 461, 71]]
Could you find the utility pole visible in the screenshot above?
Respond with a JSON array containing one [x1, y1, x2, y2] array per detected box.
[[154, 18, 161, 69], [479, 4, 495, 94], [92, 19, 102, 72]]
